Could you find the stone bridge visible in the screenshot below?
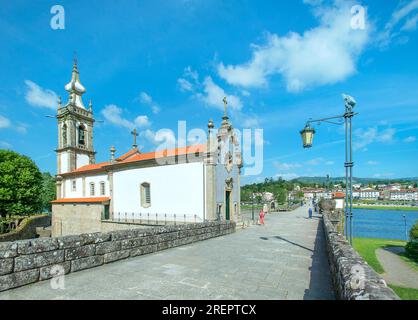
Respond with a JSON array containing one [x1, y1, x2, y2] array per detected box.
[[0, 207, 331, 299], [0, 206, 398, 300]]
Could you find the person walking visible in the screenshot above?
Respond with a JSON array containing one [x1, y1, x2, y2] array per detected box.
[[259, 209, 265, 226], [308, 207, 313, 219]]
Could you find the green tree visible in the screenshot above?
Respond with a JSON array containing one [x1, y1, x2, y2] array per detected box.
[[41, 172, 56, 212], [275, 188, 287, 205], [0, 150, 43, 217], [405, 222, 418, 261]]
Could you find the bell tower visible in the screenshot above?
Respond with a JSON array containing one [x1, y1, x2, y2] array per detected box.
[[56, 59, 96, 176]]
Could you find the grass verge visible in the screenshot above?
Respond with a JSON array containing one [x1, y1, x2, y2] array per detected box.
[[353, 238, 418, 300], [353, 238, 407, 274], [388, 285, 418, 300]]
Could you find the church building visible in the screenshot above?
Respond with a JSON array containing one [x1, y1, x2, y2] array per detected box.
[[51, 61, 242, 237]]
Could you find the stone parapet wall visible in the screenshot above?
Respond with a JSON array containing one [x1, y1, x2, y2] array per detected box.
[[322, 211, 399, 300], [0, 221, 235, 292]]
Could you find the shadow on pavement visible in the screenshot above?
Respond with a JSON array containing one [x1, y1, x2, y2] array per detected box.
[[303, 218, 336, 300]]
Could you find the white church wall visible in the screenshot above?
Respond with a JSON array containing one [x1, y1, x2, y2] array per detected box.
[[76, 153, 90, 169], [64, 177, 83, 198], [60, 152, 68, 174], [85, 174, 109, 197], [62, 174, 109, 198], [113, 162, 204, 222]]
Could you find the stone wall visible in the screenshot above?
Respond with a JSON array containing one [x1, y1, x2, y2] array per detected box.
[[0, 215, 51, 242], [322, 211, 399, 300], [0, 221, 235, 292]]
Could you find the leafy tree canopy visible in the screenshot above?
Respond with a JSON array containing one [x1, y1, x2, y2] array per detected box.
[[41, 172, 56, 212], [0, 149, 43, 217]]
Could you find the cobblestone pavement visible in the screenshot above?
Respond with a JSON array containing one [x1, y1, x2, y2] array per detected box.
[[0, 206, 335, 300]]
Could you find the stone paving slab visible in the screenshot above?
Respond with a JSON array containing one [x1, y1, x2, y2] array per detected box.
[[0, 206, 335, 300]]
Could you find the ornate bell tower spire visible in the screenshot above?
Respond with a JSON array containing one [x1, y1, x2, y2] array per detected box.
[[65, 57, 87, 109], [56, 59, 96, 180]]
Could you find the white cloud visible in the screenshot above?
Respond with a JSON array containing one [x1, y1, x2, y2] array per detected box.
[[24, 80, 57, 110], [274, 173, 300, 181], [306, 157, 325, 166], [139, 92, 152, 104], [217, 0, 370, 92], [354, 127, 397, 150], [404, 136, 416, 143], [15, 125, 27, 134], [101, 105, 134, 129], [402, 13, 418, 31], [139, 91, 160, 114], [134, 115, 151, 128], [177, 66, 244, 113], [140, 128, 176, 146], [354, 127, 377, 150], [367, 161, 379, 166], [0, 141, 12, 148], [273, 161, 301, 171], [197, 76, 243, 111], [102, 105, 152, 130], [177, 66, 200, 92], [378, 0, 418, 46], [0, 115, 11, 129], [377, 128, 396, 143], [177, 78, 194, 92]]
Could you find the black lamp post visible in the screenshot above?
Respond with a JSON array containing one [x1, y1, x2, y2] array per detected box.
[[300, 94, 358, 245]]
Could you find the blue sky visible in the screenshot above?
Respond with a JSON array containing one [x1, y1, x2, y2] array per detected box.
[[0, 0, 417, 184]]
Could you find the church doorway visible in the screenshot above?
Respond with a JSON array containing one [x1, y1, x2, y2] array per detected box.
[[225, 191, 231, 221], [103, 205, 110, 220]]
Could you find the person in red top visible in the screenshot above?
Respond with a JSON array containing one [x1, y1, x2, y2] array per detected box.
[[259, 209, 265, 226]]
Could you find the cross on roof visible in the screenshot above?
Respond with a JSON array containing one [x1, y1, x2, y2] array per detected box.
[[131, 128, 139, 148]]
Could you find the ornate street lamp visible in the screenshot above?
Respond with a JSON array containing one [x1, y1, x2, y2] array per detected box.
[[300, 124, 316, 148], [299, 94, 358, 245]]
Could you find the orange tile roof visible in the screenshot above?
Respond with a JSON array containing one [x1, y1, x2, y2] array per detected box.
[[51, 197, 110, 204], [333, 192, 346, 199], [116, 147, 140, 162], [64, 144, 206, 175], [73, 162, 111, 173], [122, 144, 206, 164]]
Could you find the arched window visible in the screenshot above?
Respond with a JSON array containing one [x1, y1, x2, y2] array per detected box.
[[140, 182, 151, 208], [78, 124, 86, 146], [62, 123, 67, 147], [90, 182, 95, 196], [100, 181, 105, 196]]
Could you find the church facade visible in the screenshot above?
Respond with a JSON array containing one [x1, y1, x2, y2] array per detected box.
[[51, 62, 242, 237]]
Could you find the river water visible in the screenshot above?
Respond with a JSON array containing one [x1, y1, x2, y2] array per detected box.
[[352, 209, 418, 241]]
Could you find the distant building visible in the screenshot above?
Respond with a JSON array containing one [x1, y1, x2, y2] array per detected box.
[[332, 192, 345, 210], [389, 189, 418, 201], [302, 188, 332, 200], [353, 188, 380, 200]]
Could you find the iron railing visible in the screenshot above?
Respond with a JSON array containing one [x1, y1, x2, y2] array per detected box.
[[102, 212, 204, 226]]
